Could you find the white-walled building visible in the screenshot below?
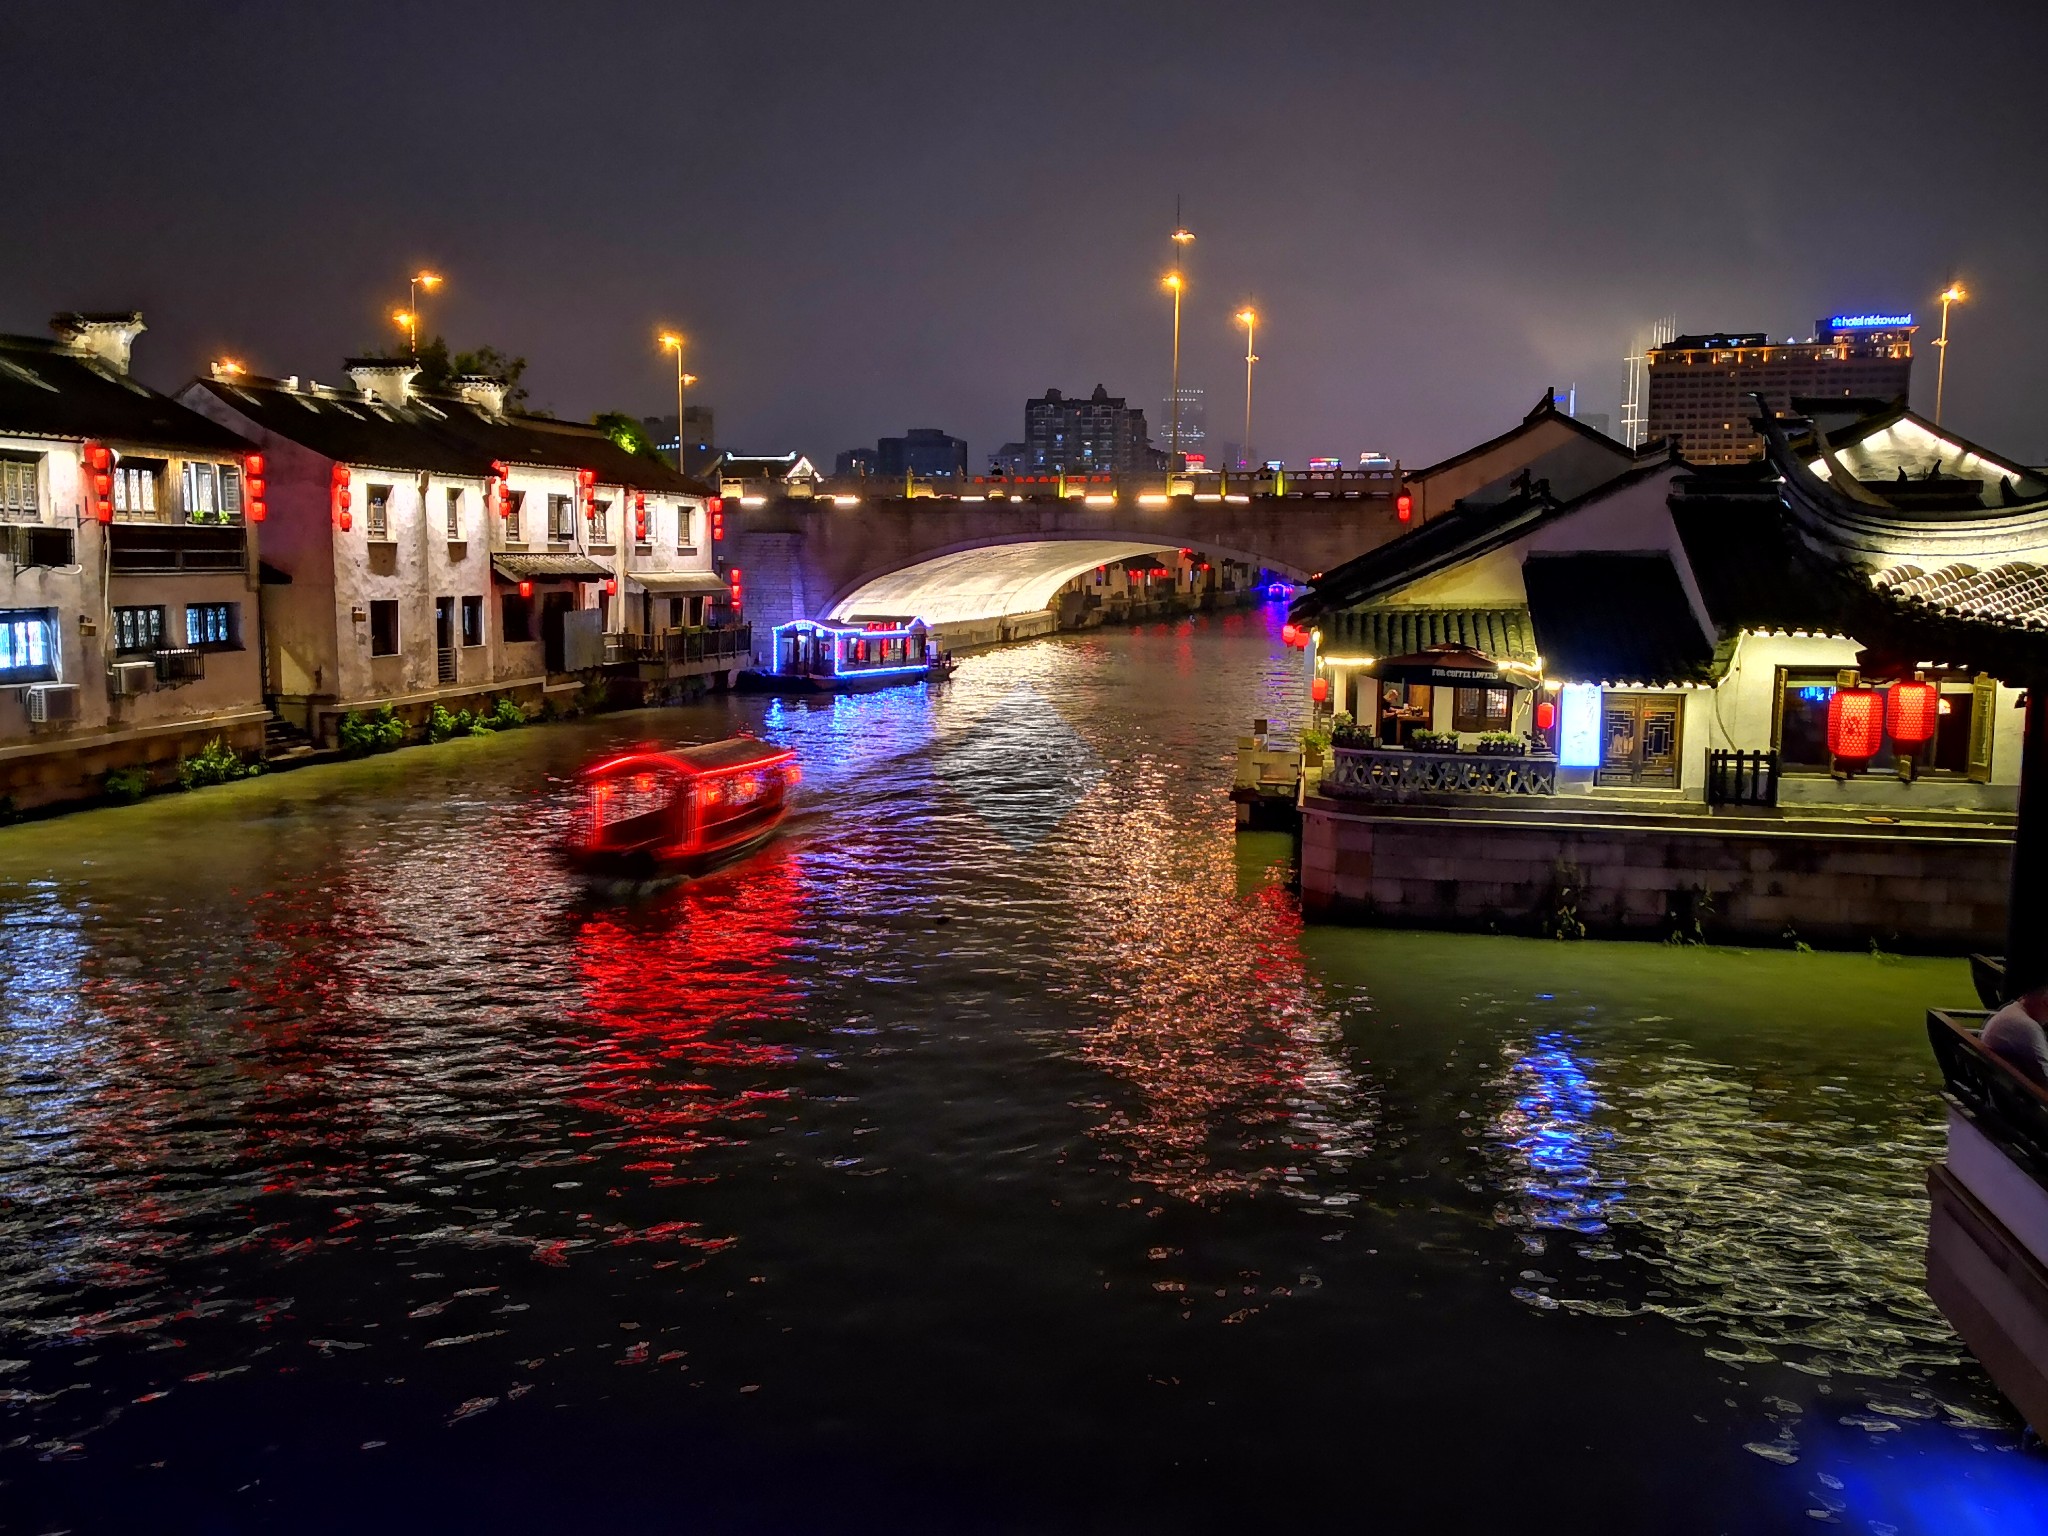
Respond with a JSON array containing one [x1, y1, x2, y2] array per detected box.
[[182, 362, 728, 743], [0, 313, 265, 809]]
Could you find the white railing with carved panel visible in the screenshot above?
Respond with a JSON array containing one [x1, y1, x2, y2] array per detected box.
[[1323, 745, 1558, 800]]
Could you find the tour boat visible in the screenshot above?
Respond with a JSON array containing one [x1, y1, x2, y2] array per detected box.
[[742, 616, 954, 694], [565, 737, 799, 886]]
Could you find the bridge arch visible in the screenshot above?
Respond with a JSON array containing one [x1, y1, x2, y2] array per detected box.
[[821, 533, 1310, 625]]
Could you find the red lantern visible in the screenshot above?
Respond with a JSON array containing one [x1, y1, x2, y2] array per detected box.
[[518, 580, 534, 599], [1886, 679, 1939, 748], [1826, 687, 1884, 760], [330, 462, 352, 531], [1282, 623, 1300, 646], [728, 567, 743, 609], [604, 578, 617, 596], [1311, 676, 1329, 703], [1536, 699, 1556, 732], [1396, 492, 1413, 522], [82, 441, 112, 522], [244, 452, 264, 478], [634, 491, 648, 541]]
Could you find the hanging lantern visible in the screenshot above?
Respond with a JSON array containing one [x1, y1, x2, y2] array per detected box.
[[604, 578, 617, 596], [1282, 623, 1300, 646], [1826, 687, 1885, 760], [1536, 699, 1556, 731], [1396, 492, 1413, 522], [634, 491, 648, 542], [1311, 676, 1329, 704], [330, 462, 352, 531], [1886, 679, 1939, 748], [82, 442, 113, 523], [518, 579, 534, 599]]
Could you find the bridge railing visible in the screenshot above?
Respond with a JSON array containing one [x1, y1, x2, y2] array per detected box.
[[604, 625, 753, 668]]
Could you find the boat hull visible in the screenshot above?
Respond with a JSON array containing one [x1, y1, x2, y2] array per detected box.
[[738, 663, 952, 695]]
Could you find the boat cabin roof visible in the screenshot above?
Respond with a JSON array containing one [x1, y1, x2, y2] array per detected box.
[[579, 739, 794, 782], [779, 615, 928, 636]]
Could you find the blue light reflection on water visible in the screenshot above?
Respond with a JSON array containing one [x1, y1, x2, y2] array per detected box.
[[1787, 1417, 2048, 1535], [1493, 1030, 1624, 1237]]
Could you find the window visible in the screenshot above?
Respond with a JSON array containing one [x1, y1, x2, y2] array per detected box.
[[367, 484, 392, 539], [678, 506, 695, 552], [501, 592, 533, 642], [446, 487, 463, 540], [0, 609, 57, 682], [369, 599, 399, 656], [549, 494, 575, 541], [460, 594, 483, 646], [186, 602, 238, 649], [0, 455, 39, 521], [180, 462, 242, 523], [504, 490, 523, 543], [588, 498, 610, 542], [113, 605, 165, 654], [111, 461, 161, 517], [1452, 687, 1511, 732]]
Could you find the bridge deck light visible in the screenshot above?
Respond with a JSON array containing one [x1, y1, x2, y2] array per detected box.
[[1193, 493, 1222, 503], [1224, 493, 1250, 504], [1085, 493, 1115, 506], [1137, 492, 1169, 507], [740, 495, 767, 507], [832, 495, 860, 507]]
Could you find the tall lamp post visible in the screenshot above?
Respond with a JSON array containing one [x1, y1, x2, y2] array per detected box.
[[1236, 307, 1259, 476], [391, 309, 417, 355], [658, 332, 696, 474], [1934, 282, 1966, 426], [408, 271, 442, 360], [1166, 221, 1194, 484]]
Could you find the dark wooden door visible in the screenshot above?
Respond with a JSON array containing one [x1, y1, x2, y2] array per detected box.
[[1598, 692, 1683, 788], [541, 592, 574, 672]]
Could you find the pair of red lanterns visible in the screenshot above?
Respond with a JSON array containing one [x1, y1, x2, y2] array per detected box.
[[1280, 623, 1310, 648], [1826, 679, 1939, 760]]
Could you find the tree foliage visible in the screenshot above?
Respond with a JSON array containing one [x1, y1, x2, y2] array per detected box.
[[591, 411, 667, 462]]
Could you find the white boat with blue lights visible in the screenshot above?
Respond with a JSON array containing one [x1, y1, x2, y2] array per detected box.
[[742, 615, 955, 694]]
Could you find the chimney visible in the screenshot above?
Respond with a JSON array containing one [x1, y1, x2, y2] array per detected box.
[[450, 375, 509, 416], [50, 311, 146, 376], [343, 358, 420, 407]]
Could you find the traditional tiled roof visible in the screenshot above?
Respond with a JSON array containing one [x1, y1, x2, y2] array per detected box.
[[1873, 563, 2048, 625], [1403, 390, 1634, 481], [190, 376, 712, 494], [1322, 604, 1535, 662], [0, 333, 249, 452], [492, 553, 609, 580], [1523, 553, 1715, 686]]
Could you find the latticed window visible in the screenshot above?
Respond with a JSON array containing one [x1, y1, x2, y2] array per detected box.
[[549, 494, 574, 541], [113, 605, 164, 654], [446, 487, 463, 540], [186, 602, 236, 649], [0, 456, 40, 521], [588, 498, 610, 541], [111, 462, 160, 517], [367, 485, 391, 538]]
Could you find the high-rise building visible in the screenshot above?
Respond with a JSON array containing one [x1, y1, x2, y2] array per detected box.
[[1161, 386, 1205, 462], [1644, 315, 1916, 464], [642, 405, 716, 477], [876, 428, 968, 481], [1024, 385, 1154, 476]]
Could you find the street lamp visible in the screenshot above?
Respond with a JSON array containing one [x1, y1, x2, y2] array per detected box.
[[1934, 282, 1967, 427], [392, 309, 417, 354], [1166, 223, 1194, 483], [658, 332, 696, 474], [1236, 307, 1259, 474], [405, 271, 442, 361]]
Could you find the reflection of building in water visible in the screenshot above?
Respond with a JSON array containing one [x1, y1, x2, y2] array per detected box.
[[572, 850, 807, 1176]]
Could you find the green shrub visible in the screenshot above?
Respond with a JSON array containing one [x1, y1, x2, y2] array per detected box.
[[486, 697, 526, 730], [426, 704, 459, 743], [576, 677, 610, 715], [453, 708, 477, 735], [104, 767, 150, 804], [338, 705, 407, 755], [178, 737, 257, 790], [1300, 728, 1331, 756]]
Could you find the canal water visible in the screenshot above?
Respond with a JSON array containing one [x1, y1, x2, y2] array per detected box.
[[1, 608, 2044, 1534]]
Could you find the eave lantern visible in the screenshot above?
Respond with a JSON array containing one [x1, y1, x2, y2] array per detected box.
[[82, 441, 112, 523], [1535, 698, 1556, 732], [1886, 678, 1940, 750], [1826, 685, 1885, 761], [1310, 676, 1329, 704], [245, 452, 267, 522], [1281, 623, 1300, 646], [330, 462, 352, 532], [634, 491, 648, 542]]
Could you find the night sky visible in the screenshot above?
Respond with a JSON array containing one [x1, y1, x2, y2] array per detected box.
[[5, 0, 2043, 468]]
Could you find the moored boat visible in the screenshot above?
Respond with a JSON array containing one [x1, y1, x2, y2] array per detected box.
[[741, 615, 954, 694], [565, 737, 799, 885]]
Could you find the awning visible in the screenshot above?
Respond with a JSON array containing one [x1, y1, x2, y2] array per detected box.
[[629, 571, 728, 595], [1372, 645, 1527, 688], [1326, 605, 1535, 663], [493, 553, 608, 581]]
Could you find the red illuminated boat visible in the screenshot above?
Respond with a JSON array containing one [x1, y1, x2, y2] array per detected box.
[[566, 737, 799, 885]]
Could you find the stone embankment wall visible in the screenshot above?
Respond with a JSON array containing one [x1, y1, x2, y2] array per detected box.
[[1300, 797, 2011, 952]]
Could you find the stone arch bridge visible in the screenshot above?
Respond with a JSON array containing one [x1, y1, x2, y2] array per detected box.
[[732, 492, 1398, 654]]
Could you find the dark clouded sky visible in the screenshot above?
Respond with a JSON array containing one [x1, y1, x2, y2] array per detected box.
[[4, 0, 2043, 466]]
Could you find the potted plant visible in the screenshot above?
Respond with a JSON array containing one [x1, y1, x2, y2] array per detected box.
[[1475, 731, 1529, 757], [1412, 729, 1457, 752]]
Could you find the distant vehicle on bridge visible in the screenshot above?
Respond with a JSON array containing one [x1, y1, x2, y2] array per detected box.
[[745, 616, 955, 694]]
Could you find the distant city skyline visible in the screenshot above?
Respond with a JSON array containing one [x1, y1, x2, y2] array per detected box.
[[3, 2, 2038, 465]]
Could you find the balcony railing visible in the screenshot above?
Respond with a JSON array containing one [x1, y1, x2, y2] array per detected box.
[[603, 624, 753, 667], [1706, 748, 1779, 807], [1323, 744, 1558, 800]]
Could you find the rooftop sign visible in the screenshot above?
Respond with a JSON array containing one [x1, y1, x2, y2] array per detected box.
[[1827, 313, 1913, 329]]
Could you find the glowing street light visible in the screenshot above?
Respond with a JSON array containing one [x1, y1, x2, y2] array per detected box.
[[408, 271, 442, 360], [1236, 307, 1259, 473], [213, 357, 244, 377], [659, 331, 697, 474], [392, 309, 417, 352], [1934, 282, 1967, 426], [1166, 220, 1195, 481]]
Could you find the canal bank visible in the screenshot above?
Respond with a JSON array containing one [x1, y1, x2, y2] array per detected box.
[[0, 613, 2041, 1534]]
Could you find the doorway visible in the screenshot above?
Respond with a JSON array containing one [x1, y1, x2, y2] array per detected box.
[[541, 591, 575, 672], [1598, 691, 1683, 788], [435, 596, 456, 684]]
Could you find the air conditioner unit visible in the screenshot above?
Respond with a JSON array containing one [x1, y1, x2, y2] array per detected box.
[[154, 648, 204, 684], [108, 660, 156, 698], [24, 683, 79, 724]]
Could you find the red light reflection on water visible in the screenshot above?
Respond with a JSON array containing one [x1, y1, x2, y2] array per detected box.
[[569, 850, 808, 1181]]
